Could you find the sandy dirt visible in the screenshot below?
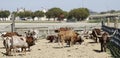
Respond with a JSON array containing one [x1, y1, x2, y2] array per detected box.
[[0, 38, 112, 58]]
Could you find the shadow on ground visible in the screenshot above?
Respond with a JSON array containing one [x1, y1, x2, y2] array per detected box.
[[0, 47, 5, 49], [53, 46, 70, 49], [88, 42, 97, 44]]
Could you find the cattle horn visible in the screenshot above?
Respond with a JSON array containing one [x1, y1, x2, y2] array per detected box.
[[107, 35, 111, 37], [94, 30, 102, 37], [108, 29, 118, 38]]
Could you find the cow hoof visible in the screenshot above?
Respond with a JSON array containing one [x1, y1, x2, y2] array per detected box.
[[101, 50, 103, 52], [28, 49, 31, 52]]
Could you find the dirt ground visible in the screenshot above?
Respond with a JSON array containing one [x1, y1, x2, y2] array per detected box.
[[0, 38, 112, 58]]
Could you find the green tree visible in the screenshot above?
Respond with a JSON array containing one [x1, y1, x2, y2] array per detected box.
[[45, 7, 63, 21], [12, 11, 17, 17], [0, 10, 10, 18], [33, 10, 45, 20], [45, 11, 52, 21], [57, 11, 68, 21], [24, 11, 33, 18], [68, 8, 89, 21], [0, 10, 10, 20], [16, 12, 25, 18], [16, 11, 33, 20]]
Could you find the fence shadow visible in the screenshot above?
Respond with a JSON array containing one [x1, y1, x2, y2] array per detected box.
[[0, 51, 8, 56], [53, 46, 70, 49]]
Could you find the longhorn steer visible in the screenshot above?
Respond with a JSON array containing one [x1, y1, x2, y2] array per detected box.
[[99, 32, 110, 52], [56, 27, 78, 47], [91, 28, 102, 43], [4, 35, 28, 56]]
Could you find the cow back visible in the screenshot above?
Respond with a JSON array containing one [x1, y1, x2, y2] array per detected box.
[[92, 29, 101, 37]]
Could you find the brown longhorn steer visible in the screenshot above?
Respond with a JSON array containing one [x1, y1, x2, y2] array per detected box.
[[99, 32, 110, 52], [91, 28, 102, 43], [56, 27, 78, 47]]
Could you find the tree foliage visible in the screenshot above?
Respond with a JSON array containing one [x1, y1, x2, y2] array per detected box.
[[16, 11, 33, 18], [34, 10, 45, 18], [45, 7, 64, 20], [0, 7, 90, 21], [57, 11, 68, 21], [68, 8, 89, 21], [0, 10, 10, 18]]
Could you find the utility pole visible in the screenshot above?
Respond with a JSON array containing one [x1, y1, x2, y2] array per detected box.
[[11, 13, 15, 32], [82, 0, 84, 8]]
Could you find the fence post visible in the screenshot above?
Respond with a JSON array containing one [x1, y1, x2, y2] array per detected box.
[[107, 17, 110, 27], [11, 13, 15, 32], [114, 17, 118, 28], [47, 27, 50, 35]]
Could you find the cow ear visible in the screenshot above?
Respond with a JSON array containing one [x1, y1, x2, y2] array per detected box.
[[20, 38, 24, 41]]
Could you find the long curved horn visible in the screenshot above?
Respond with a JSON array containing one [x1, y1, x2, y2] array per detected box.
[[108, 29, 118, 37], [93, 30, 102, 37], [107, 35, 111, 38]]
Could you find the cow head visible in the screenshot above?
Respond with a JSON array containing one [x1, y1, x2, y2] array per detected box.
[[102, 32, 110, 44]]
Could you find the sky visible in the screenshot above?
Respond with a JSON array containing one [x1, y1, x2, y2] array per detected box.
[[0, 0, 120, 12]]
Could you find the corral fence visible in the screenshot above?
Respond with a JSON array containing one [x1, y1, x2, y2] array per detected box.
[[15, 27, 83, 39], [15, 27, 54, 39], [15, 25, 95, 39], [0, 23, 101, 40], [101, 22, 120, 57]]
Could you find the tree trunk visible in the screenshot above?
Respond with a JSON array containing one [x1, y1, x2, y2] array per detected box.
[[54, 18, 55, 21]]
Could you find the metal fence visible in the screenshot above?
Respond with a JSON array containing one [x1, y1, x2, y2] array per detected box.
[[15, 27, 52, 39], [15, 26, 93, 39], [101, 22, 120, 57], [102, 24, 120, 47]]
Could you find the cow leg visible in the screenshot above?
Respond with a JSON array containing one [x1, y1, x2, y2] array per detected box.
[[6, 48, 9, 55], [9, 48, 12, 55], [67, 40, 70, 47], [70, 38, 74, 47], [54, 37, 58, 43], [13, 47, 17, 56], [101, 43, 103, 52], [79, 41, 82, 44], [61, 39, 64, 48], [3, 40, 6, 47], [70, 41, 72, 47], [95, 37, 98, 43], [73, 40, 76, 44], [6, 48, 11, 56], [24, 48, 27, 55], [78, 38, 83, 45], [22, 47, 26, 55], [28, 46, 31, 52], [50, 39, 53, 42], [103, 44, 107, 52], [57, 37, 61, 47], [21, 48, 24, 52]]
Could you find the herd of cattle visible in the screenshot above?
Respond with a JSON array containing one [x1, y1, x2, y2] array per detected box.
[[0, 27, 111, 56]]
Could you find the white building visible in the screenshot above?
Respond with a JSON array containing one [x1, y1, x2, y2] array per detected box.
[[17, 8, 25, 13]]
